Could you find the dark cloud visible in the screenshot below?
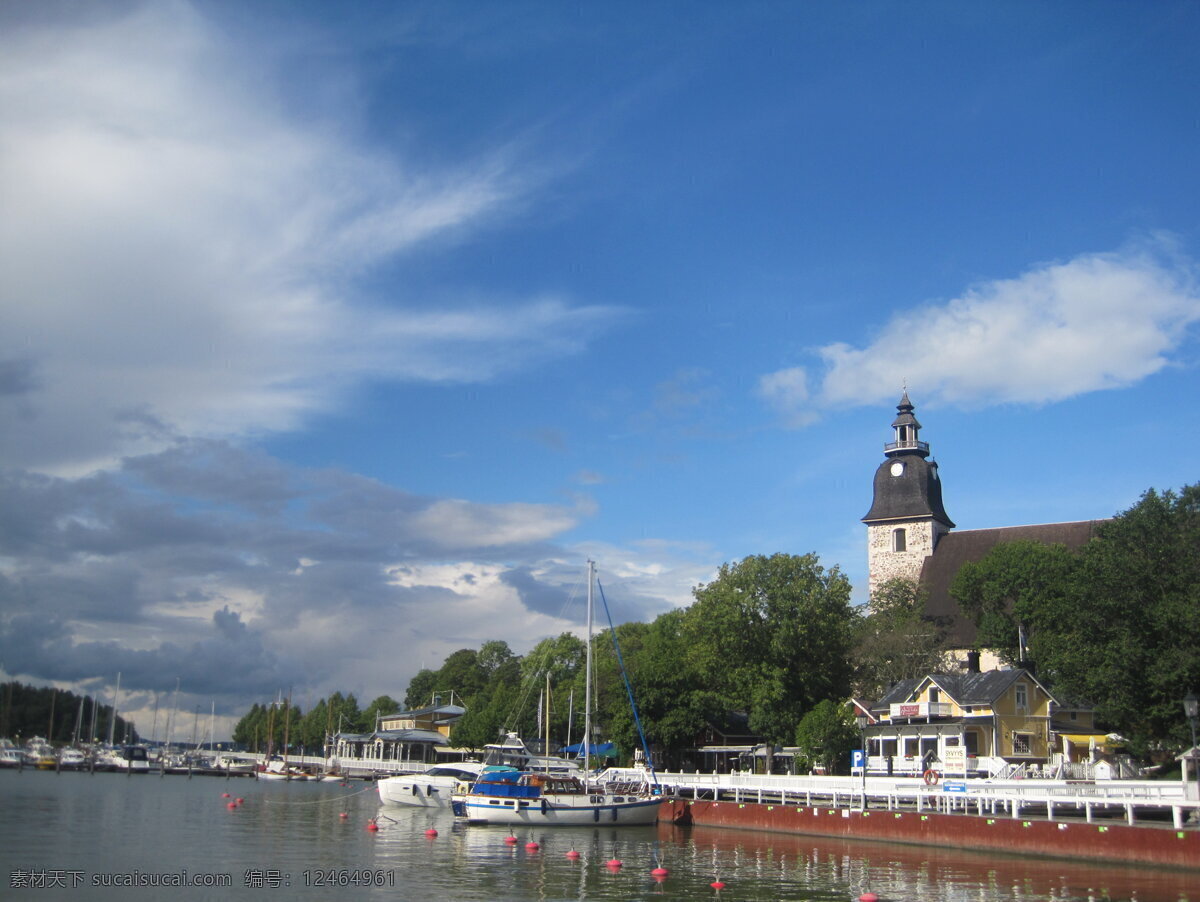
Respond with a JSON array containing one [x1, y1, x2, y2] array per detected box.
[[0, 608, 303, 700], [0, 358, 38, 396], [500, 566, 573, 618], [0, 439, 695, 731]]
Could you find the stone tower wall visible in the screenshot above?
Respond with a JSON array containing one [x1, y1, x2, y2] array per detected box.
[[866, 520, 948, 602]]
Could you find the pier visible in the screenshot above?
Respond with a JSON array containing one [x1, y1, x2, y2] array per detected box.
[[640, 770, 1200, 830]]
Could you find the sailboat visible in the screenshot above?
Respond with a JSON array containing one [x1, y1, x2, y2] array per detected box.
[[452, 561, 662, 826]]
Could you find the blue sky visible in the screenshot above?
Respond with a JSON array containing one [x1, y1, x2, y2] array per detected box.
[[2, 0, 1198, 740]]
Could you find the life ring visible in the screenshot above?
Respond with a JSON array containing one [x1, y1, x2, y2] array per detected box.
[[923, 768, 940, 786]]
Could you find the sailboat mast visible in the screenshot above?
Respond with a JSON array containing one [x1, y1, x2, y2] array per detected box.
[[107, 672, 121, 747], [583, 559, 594, 772], [544, 673, 551, 762]]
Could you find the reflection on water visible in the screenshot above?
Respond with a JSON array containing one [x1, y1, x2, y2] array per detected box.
[[0, 770, 1193, 901]]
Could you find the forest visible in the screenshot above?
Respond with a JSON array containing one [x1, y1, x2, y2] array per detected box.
[[1, 682, 136, 746]]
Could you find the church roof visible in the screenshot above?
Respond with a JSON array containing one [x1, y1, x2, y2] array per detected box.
[[920, 520, 1107, 646], [861, 455, 954, 526]]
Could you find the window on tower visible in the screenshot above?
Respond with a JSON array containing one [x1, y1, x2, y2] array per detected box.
[[892, 528, 906, 552]]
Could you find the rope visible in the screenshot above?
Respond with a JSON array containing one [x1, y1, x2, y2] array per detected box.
[[596, 577, 659, 787], [261, 782, 378, 805]]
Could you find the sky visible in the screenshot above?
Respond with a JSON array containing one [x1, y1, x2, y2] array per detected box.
[[2, 0, 1198, 743]]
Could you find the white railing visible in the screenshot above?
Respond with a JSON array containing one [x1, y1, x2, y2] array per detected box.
[[888, 701, 954, 719], [640, 770, 1198, 828]]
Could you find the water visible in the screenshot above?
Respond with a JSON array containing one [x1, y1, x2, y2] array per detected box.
[[0, 769, 1193, 901]]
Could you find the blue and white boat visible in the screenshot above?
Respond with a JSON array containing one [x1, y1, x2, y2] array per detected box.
[[452, 561, 662, 826]]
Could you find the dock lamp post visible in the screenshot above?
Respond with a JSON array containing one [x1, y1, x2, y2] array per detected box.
[[1184, 691, 1198, 749], [856, 712, 869, 807]]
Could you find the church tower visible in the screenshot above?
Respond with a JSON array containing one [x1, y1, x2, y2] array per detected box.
[[862, 392, 954, 602]]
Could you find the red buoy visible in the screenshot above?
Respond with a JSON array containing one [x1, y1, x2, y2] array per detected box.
[[504, 835, 519, 845], [366, 820, 379, 832], [565, 849, 580, 860], [235, 798, 244, 805], [425, 828, 439, 838], [222, 792, 230, 798], [226, 802, 237, 810], [606, 858, 622, 869], [710, 880, 726, 889], [525, 841, 539, 851], [859, 895, 879, 902], [339, 812, 348, 819], [652, 866, 669, 877]]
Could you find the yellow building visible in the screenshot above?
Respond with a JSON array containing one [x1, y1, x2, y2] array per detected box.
[[865, 668, 1072, 777]]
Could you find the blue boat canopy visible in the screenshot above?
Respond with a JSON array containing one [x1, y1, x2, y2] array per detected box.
[[560, 742, 617, 757]]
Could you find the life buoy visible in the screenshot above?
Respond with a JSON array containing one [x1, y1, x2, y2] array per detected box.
[[923, 768, 940, 786]]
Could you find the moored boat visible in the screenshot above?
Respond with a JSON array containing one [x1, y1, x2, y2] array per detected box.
[[0, 739, 26, 768], [452, 561, 662, 826], [452, 767, 660, 825], [58, 747, 88, 770], [379, 762, 488, 808]]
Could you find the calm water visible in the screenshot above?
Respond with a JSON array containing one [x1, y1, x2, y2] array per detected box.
[[0, 769, 1193, 901]]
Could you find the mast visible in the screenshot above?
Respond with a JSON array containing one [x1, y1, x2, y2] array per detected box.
[[583, 559, 594, 775], [167, 678, 180, 752], [107, 672, 121, 747], [73, 697, 84, 746]]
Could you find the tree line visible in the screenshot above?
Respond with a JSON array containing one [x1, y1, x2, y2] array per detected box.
[[1, 682, 137, 746], [230, 692, 400, 754]]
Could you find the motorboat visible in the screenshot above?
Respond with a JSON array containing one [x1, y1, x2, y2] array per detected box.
[[0, 740, 25, 768], [58, 748, 88, 770], [378, 762, 488, 808]]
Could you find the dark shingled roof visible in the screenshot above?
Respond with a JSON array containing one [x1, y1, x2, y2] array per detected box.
[[921, 520, 1107, 646], [872, 668, 1056, 712], [861, 455, 955, 527]]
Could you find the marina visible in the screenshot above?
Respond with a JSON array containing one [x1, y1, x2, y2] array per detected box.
[[2, 767, 1196, 901]]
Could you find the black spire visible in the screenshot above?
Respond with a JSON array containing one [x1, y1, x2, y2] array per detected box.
[[862, 393, 954, 527]]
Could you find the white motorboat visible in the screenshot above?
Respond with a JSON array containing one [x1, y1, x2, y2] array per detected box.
[[0, 740, 25, 768], [378, 762, 487, 808], [58, 748, 88, 770]]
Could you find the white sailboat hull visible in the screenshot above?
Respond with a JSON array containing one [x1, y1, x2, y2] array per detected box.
[[453, 792, 662, 826]]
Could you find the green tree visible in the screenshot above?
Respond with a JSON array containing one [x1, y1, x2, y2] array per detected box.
[[950, 485, 1200, 756], [951, 539, 1078, 664], [297, 698, 331, 751], [360, 695, 401, 732], [404, 670, 439, 710], [683, 553, 856, 746], [794, 699, 858, 774], [853, 577, 949, 700], [436, 649, 488, 701], [594, 611, 724, 768], [1040, 486, 1200, 754]]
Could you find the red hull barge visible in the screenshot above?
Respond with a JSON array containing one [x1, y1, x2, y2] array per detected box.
[[663, 798, 1200, 870]]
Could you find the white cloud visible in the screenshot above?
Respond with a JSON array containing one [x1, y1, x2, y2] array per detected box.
[[406, 499, 582, 549], [0, 2, 624, 474], [760, 242, 1200, 420], [756, 366, 813, 427]]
